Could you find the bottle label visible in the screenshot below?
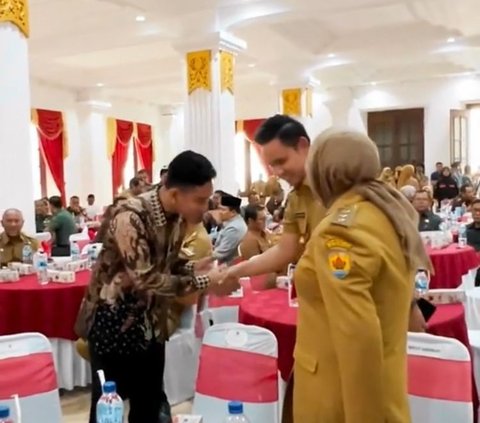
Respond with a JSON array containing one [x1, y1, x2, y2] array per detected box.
[[97, 401, 123, 423]]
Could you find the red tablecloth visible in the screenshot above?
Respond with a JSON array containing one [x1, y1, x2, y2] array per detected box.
[[239, 289, 296, 381], [427, 244, 479, 289], [0, 271, 90, 340]]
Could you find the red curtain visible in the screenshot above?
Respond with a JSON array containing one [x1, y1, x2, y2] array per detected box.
[[135, 123, 153, 182], [111, 119, 133, 196], [36, 109, 66, 203], [241, 119, 272, 176]]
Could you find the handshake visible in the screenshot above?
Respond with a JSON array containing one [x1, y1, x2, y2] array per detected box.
[[193, 257, 242, 296]]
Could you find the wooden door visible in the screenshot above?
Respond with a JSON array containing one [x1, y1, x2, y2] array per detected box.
[[368, 108, 425, 167]]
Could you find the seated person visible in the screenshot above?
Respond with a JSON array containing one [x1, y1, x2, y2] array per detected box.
[[412, 189, 442, 231], [48, 196, 77, 256], [399, 185, 417, 202], [451, 183, 476, 212], [0, 209, 39, 266], [67, 195, 86, 227], [34, 198, 51, 233], [466, 199, 480, 285], [239, 205, 271, 260], [239, 205, 277, 288], [85, 194, 102, 221], [240, 193, 261, 217], [213, 193, 247, 264]]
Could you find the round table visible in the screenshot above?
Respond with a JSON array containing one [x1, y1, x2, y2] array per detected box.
[[427, 244, 479, 289], [0, 270, 91, 390], [0, 270, 90, 340], [239, 289, 477, 391]]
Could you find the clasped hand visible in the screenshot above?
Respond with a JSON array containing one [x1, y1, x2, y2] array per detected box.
[[193, 257, 241, 296]]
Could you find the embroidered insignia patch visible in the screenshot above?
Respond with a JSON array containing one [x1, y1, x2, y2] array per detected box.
[[325, 238, 352, 250], [328, 251, 351, 279]]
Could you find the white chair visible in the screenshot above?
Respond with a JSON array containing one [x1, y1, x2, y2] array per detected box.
[[407, 332, 473, 423], [164, 305, 200, 405], [34, 232, 51, 242], [0, 333, 62, 423], [193, 323, 280, 423]]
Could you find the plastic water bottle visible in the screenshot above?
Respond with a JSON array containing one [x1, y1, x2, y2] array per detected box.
[[71, 241, 80, 261], [224, 401, 251, 423], [458, 223, 467, 248], [415, 272, 429, 296], [22, 242, 33, 264], [35, 250, 49, 285], [87, 245, 97, 270], [0, 405, 14, 423], [96, 381, 124, 423]]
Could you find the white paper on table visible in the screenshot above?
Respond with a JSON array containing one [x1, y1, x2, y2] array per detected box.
[[173, 416, 203, 423], [228, 286, 244, 298]]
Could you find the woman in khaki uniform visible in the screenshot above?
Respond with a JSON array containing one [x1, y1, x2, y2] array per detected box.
[[293, 129, 431, 422]]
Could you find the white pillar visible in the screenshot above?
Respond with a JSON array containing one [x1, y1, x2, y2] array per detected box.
[[325, 88, 367, 133], [75, 94, 112, 208], [178, 32, 246, 194], [0, 20, 35, 233], [277, 77, 332, 139]]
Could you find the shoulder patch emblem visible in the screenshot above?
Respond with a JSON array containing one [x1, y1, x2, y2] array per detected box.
[[326, 237, 352, 279], [332, 206, 357, 227]]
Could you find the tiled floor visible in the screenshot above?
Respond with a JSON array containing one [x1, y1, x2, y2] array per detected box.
[[61, 388, 192, 422]]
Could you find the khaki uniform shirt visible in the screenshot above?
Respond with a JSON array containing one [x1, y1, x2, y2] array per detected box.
[[293, 191, 412, 422], [0, 233, 39, 266], [239, 230, 271, 260], [283, 181, 325, 255]]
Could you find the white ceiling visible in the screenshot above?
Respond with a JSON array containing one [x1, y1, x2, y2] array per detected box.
[[29, 0, 480, 105]]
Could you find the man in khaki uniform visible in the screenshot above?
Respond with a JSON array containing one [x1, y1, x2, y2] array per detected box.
[[222, 115, 321, 286], [0, 209, 39, 266]]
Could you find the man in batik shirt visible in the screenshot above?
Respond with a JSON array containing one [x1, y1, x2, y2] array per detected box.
[[81, 151, 228, 423]]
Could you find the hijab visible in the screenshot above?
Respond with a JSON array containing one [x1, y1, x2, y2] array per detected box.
[[306, 128, 432, 273], [397, 164, 416, 189]]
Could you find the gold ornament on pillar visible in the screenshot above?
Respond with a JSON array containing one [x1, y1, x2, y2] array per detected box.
[[0, 0, 29, 37], [186, 50, 212, 94], [282, 88, 302, 116], [220, 51, 234, 94]]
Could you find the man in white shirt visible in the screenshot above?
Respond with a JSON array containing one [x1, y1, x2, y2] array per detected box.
[[85, 194, 101, 221]]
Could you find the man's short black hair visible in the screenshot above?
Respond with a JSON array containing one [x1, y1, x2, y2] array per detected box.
[[160, 167, 168, 177], [129, 177, 142, 189], [214, 190, 224, 195], [165, 150, 216, 190], [87, 194, 95, 199], [137, 169, 147, 175], [244, 205, 263, 224], [255, 114, 310, 147], [436, 162, 443, 166], [70, 195, 79, 200], [49, 196, 63, 209], [460, 183, 473, 194]]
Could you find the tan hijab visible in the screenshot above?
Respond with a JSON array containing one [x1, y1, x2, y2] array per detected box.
[[307, 128, 432, 273]]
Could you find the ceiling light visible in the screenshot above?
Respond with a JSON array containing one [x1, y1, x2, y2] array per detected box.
[[327, 53, 336, 58], [96, 83, 104, 87], [370, 81, 377, 86], [135, 15, 146, 22], [447, 37, 455, 43], [248, 63, 256, 68]]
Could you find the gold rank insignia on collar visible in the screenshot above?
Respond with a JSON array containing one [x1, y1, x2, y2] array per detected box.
[[331, 206, 357, 227]]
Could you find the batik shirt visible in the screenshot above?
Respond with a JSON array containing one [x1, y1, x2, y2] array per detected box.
[[84, 187, 209, 342]]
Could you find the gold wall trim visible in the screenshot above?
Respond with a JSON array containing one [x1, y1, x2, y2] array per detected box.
[[0, 0, 29, 37], [186, 50, 212, 95], [220, 50, 234, 94], [282, 88, 302, 116]]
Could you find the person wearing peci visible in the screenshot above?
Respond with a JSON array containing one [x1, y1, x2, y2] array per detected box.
[[212, 193, 247, 264], [0, 209, 39, 266], [79, 151, 228, 423], [293, 129, 432, 423]]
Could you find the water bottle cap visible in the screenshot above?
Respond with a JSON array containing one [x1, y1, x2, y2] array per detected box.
[[0, 406, 10, 418], [228, 401, 243, 414], [103, 381, 117, 393]]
